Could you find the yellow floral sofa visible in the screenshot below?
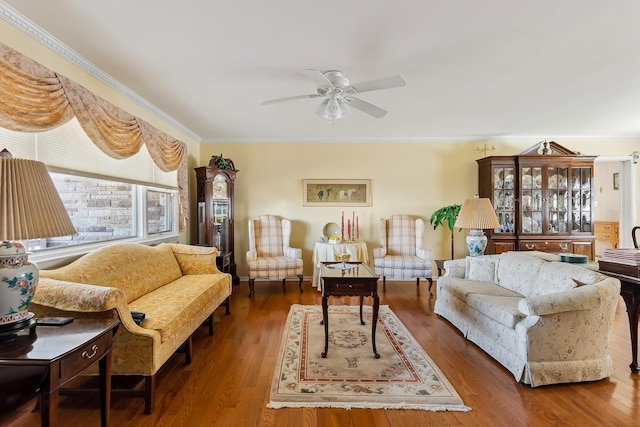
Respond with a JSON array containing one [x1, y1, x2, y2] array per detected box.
[[30, 242, 232, 414]]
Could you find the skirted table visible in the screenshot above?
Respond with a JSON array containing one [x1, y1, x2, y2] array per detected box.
[[312, 241, 369, 289]]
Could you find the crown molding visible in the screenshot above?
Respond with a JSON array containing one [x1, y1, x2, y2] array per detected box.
[[0, 1, 201, 142]]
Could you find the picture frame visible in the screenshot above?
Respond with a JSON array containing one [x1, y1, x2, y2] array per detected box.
[[302, 179, 371, 207], [613, 172, 619, 190]]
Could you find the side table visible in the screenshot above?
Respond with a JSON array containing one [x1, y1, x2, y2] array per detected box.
[[216, 251, 232, 275], [0, 318, 120, 427], [435, 259, 446, 278]]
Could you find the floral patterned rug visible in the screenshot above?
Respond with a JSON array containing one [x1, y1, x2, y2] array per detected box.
[[268, 304, 470, 411]]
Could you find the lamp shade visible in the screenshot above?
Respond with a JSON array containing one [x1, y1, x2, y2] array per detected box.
[[454, 196, 500, 230], [1, 151, 76, 240], [1, 149, 75, 336]]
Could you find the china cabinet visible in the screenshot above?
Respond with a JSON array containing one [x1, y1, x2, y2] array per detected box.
[[195, 155, 240, 285], [477, 141, 596, 260]]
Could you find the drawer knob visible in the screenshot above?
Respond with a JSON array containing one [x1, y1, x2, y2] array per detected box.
[[82, 345, 99, 359]]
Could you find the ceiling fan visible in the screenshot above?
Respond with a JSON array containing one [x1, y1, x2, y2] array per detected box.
[[261, 69, 406, 121]]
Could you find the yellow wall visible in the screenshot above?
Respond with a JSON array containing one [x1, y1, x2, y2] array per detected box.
[[199, 139, 640, 277]]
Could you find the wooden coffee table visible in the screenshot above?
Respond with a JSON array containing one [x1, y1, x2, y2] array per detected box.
[[320, 262, 380, 359]]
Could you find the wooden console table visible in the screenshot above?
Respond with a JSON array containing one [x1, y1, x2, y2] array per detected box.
[[320, 262, 380, 359], [0, 318, 120, 427], [598, 260, 640, 373]]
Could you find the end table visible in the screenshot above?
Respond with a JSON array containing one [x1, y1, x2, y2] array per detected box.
[[0, 318, 120, 427]]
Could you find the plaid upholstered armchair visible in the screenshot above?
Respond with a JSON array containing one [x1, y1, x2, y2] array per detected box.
[[373, 214, 434, 294], [246, 215, 304, 297]]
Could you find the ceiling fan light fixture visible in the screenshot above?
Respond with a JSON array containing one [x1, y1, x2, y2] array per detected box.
[[316, 95, 350, 120]]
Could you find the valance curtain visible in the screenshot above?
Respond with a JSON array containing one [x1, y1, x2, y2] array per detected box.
[[0, 43, 188, 230]]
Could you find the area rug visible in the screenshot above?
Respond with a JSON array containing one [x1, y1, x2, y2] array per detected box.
[[268, 304, 470, 411]]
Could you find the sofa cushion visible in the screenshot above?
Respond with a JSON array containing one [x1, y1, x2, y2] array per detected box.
[[466, 294, 525, 329], [374, 255, 430, 269], [165, 243, 219, 275], [496, 252, 546, 297], [128, 274, 231, 344], [465, 255, 500, 282], [439, 276, 523, 303]]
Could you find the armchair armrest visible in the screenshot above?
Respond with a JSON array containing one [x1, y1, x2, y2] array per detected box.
[[416, 248, 432, 261], [246, 249, 257, 262], [284, 246, 302, 259], [372, 247, 387, 258]]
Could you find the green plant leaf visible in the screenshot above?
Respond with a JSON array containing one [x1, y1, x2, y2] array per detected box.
[[429, 204, 462, 231]]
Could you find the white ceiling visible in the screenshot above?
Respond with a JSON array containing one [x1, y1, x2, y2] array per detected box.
[[3, 1, 640, 143]]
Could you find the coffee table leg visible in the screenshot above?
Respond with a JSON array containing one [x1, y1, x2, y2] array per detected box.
[[372, 295, 380, 359], [359, 295, 365, 325], [321, 295, 329, 358]]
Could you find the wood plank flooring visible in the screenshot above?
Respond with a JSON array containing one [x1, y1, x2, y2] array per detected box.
[[2, 279, 638, 426]]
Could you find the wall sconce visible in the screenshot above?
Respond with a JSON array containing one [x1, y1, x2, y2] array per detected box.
[[477, 144, 495, 157]]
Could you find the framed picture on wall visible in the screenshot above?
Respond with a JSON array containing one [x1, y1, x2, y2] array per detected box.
[[302, 179, 371, 206], [613, 172, 619, 190]]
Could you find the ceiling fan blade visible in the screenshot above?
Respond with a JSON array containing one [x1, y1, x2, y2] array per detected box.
[[346, 96, 388, 118], [261, 94, 322, 105], [302, 69, 335, 89], [347, 75, 406, 94]]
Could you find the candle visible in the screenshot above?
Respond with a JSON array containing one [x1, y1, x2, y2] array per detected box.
[[347, 219, 351, 240], [356, 216, 359, 239], [341, 211, 344, 239]]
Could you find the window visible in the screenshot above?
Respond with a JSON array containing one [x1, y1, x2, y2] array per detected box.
[[1, 119, 179, 255], [26, 173, 178, 252], [147, 189, 173, 235]]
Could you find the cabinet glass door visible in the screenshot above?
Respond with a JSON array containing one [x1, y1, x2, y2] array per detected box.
[[571, 167, 592, 232], [493, 166, 515, 233], [547, 167, 569, 234], [520, 167, 542, 234], [212, 199, 230, 252]]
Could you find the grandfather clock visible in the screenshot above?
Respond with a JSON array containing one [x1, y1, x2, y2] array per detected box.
[[195, 154, 239, 286]]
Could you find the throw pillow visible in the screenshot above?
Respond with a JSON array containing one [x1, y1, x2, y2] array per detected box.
[[466, 256, 498, 282], [173, 252, 218, 275]]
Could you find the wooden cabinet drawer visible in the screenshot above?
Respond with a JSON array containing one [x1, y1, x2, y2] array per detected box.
[[519, 240, 572, 253], [332, 282, 368, 291], [60, 331, 111, 382]]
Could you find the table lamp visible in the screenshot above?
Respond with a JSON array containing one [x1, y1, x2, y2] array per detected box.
[[0, 149, 76, 341], [454, 195, 500, 256]]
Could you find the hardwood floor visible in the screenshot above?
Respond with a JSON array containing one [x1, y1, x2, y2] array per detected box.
[[2, 279, 639, 426]]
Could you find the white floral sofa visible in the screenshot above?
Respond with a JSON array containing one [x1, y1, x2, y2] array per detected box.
[[434, 251, 620, 387], [30, 242, 232, 413]]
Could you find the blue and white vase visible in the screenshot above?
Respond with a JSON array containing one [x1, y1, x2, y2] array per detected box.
[[0, 241, 38, 326]]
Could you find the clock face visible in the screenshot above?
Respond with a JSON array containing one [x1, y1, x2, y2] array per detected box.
[[212, 175, 228, 199]]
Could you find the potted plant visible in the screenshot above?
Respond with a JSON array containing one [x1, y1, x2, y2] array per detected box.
[[429, 204, 462, 259]]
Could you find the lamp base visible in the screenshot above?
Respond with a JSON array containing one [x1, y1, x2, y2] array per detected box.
[[1, 241, 40, 334], [465, 229, 488, 256], [0, 314, 36, 343]]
